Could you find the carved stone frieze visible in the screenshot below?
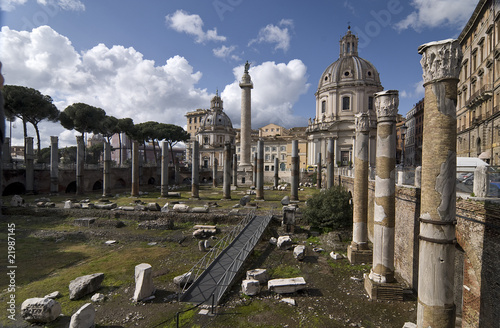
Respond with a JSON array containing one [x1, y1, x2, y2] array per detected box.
[[355, 112, 370, 133], [374, 90, 399, 120], [418, 39, 462, 84]]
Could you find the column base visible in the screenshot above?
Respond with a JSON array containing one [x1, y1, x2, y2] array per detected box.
[[364, 273, 403, 301], [347, 246, 372, 264]]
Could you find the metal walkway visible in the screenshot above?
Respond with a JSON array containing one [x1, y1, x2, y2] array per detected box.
[[180, 211, 273, 305]]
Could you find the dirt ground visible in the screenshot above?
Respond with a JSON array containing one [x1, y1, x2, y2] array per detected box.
[[0, 194, 417, 328]]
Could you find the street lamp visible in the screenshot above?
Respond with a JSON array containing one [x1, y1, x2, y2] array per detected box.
[[400, 123, 407, 167]]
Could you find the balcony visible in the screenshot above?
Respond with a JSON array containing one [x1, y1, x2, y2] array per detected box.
[[466, 84, 493, 107]]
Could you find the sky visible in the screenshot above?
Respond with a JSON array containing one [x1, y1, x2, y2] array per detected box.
[[0, 0, 479, 149]]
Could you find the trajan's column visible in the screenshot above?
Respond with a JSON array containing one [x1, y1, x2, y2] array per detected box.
[[239, 61, 253, 171]]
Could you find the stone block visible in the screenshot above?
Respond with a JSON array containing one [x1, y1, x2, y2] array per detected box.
[[193, 229, 217, 239], [69, 303, 95, 328], [43, 291, 61, 299], [241, 279, 260, 296], [281, 195, 290, 205], [192, 206, 209, 213], [240, 195, 251, 206], [347, 247, 372, 264], [172, 204, 190, 212], [268, 277, 306, 294], [69, 273, 105, 300], [277, 236, 293, 249], [133, 263, 155, 302], [91, 293, 105, 302], [246, 269, 269, 284], [64, 200, 73, 209], [147, 203, 161, 211], [293, 245, 306, 261], [74, 218, 95, 227], [21, 297, 61, 323], [173, 272, 193, 287], [329, 251, 345, 260]]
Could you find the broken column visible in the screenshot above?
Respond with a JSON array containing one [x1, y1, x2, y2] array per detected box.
[[191, 140, 200, 199], [131, 140, 139, 196], [256, 139, 264, 200], [348, 112, 372, 264], [366, 90, 399, 290], [25, 136, 34, 194], [76, 136, 84, 195], [316, 153, 322, 189], [103, 141, 112, 197], [223, 142, 231, 200], [274, 157, 279, 188], [290, 140, 299, 201], [416, 39, 462, 328], [50, 136, 58, 194], [133, 263, 155, 302], [161, 141, 168, 197], [326, 138, 334, 189], [233, 153, 238, 187], [213, 158, 218, 187]]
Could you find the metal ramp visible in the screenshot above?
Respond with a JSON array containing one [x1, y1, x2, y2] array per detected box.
[[180, 211, 273, 305]]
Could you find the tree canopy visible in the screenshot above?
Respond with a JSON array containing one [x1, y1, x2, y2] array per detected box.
[[3, 85, 60, 154], [60, 103, 106, 136]]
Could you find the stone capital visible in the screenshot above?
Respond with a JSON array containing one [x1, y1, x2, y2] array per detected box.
[[374, 90, 399, 121], [50, 136, 58, 144], [418, 39, 462, 85], [355, 112, 370, 133]]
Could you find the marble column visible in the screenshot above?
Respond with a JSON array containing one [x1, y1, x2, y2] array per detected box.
[[417, 39, 462, 328], [161, 141, 168, 197], [191, 140, 200, 199], [223, 142, 231, 200], [50, 136, 59, 194], [326, 138, 334, 189], [239, 61, 253, 171], [316, 153, 322, 189], [253, 152, 257, 187], [213, 158, 218, 187], [290, 140, 299, 201], [76, 136, 84, 195], [103, 141, 112, 197], [349, 113, 372, 264], [25, 137, 34, 194], [131, 141, 139, 197], [232, 153, 238, 187], [274, 157, 279, 188], [256, 140, 264, 200], [367, 90, 398, 285]]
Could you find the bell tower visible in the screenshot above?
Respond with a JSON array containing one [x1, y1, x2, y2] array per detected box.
[[339, 26, 358, 57]]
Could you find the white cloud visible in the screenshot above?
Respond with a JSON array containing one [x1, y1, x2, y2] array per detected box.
[[212, 45, 241, 61], [1, 0, 84, 11], [221, 60, 310, 129], [400, 79, 424, 99], [395, 0, 477, 31], [0, 26, 212, 147], [165, 10, 226, 43], [249, 19, 293, 52]]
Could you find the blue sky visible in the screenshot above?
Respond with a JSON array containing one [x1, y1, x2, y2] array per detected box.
[[0, 0, 478, 148]]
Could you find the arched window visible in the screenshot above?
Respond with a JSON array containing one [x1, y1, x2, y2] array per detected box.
[[321, 100, 326, 113], [342, 96, 350, 110]]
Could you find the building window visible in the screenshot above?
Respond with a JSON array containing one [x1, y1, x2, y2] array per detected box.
[[194, 117, 197, 123], [204, 137, 209, 144], [272, 147, 277, 152], [265, 146, 270, 152], [271, 128, 274, 132], [189, 118, 192, 123], [276, 128, 280, 133], [281, 154, 286, 160], [265, 154, 270, 161], [368, 96, 374, 110], [342, 96, 350, 110], [280, 146, 286, 151], [321, 100, 326, 113], [252, 147, 256, 152], [265, 165, 269, 171], [237, 147, 240, 153]]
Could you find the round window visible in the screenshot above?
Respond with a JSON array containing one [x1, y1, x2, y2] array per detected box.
[[324, 76, 328, 81], [367, 71, 372, 76], [344, 71, 349, 77]]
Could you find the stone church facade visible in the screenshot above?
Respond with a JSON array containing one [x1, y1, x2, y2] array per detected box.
[[306, 28, 383, 167]]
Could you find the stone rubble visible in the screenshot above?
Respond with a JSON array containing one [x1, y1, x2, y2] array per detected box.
[[21, 297, 61, 323], [69, 303, 95, 328], [69, 273, 105, 300]]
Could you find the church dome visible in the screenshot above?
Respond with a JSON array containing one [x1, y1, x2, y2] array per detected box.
[[199, 92, 233, 131], [317, 28, 381, 91]]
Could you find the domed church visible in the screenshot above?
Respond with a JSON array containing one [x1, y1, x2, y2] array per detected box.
[[306, 27, 383, 167], [195, 92, 236, 169]]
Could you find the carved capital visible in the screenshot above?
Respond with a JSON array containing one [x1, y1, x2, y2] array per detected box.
[[355, 112, 370, 133], [374, 90, 399, 121], [418, 39, 462, 85]]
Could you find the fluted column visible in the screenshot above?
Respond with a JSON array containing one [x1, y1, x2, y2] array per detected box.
[[191, 140, 200, 199], [76, 136, 84, 195], [103, 141, 112, 197], [239, 62, 253, 170], [349, 113, 371, 264], [417, 39, 462, 328], [50, 136, 59, 194], [368, 90, 399, 284], [161, 141, 168, 197], [131, 141, 139, 196], [256, 140, 264, 200], [326, 138, 334, 189], [290, 140, 299, 201]]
